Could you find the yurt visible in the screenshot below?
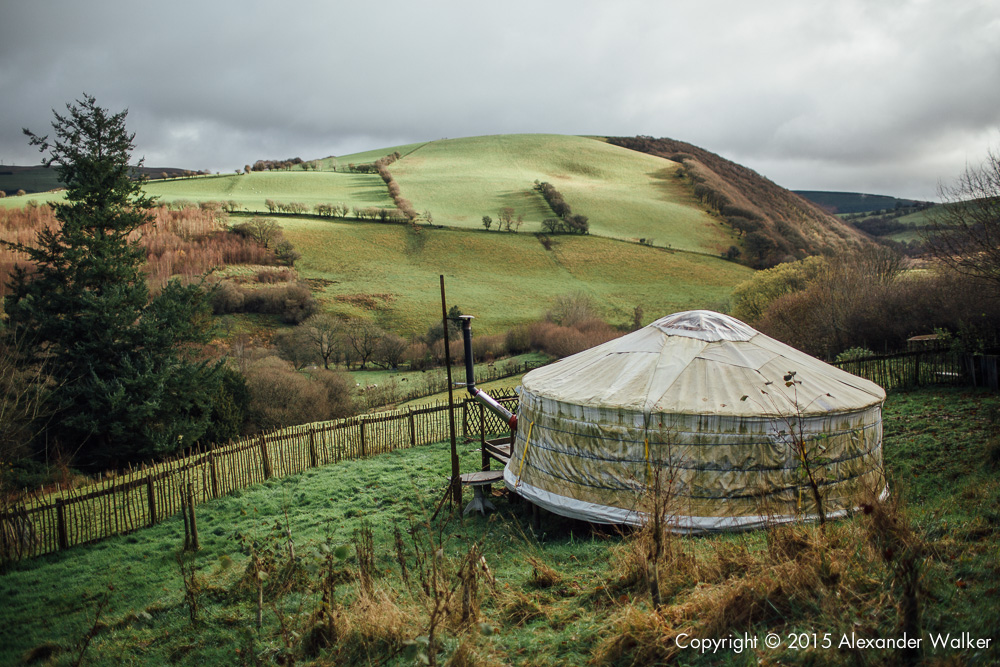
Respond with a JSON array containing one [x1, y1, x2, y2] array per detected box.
[[504, 310, 887, 532]]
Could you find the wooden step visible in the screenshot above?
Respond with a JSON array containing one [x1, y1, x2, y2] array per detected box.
[[484, 436, 512, 465]]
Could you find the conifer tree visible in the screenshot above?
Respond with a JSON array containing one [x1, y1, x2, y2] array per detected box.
[[3, 94, 218, 469]]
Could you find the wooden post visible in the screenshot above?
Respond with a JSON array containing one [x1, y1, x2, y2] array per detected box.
[[187, 484, 200, 551], [56, 499, 68, 551], [208, 453, 220, 499], [146, 475, 157, 526], [309, 429, 319, 468], [260, 437, 273, 480], [360, 419, 368, 458], [181, 487, 191, 550], [441, 275, 461, 505], [408, 410, 416, 448]]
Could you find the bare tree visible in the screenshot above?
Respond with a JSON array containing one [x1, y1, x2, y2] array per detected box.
[[925, 146, 1000, 291], [373, 332, 408, 370], [303, 313, 343, 369], [343, 319, 384, 370], [497, 207, 515, 232]]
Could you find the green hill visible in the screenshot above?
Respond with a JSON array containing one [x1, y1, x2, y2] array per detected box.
[[609, 136, 868, 266], [795, 190, 932, 215], [388, 134, 729, 253], [279, 218, 750, 337], [4, 133, 860, 334]]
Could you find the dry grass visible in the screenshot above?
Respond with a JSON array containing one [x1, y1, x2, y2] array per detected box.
[[591, 476, 923, 666], [0, 205, 279, 297]]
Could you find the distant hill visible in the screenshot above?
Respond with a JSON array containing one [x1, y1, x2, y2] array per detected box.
[[0, 165, 191, 195], [608, 136, 869, 267], [794, 190, 933, 215]]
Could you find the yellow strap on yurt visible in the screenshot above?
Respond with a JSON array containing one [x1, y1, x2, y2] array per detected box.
[[644, 437, 652, 486], [514, 421, 534, 489]]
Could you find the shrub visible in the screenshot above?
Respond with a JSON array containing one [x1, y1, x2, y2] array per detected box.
[[546, 292, 599, 327], [403, 342, 433, 371], [243, 356, 354, 431], [471, 333, 508, 362], [255, 268, 295, 284], [211, 282, 317, 324]]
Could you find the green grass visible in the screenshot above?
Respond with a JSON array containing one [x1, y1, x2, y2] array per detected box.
[[136, 134, 734, 255], [2, 386, 997, 666], [0, 167, 62, 195], [391, 134, 732, 252], [347, 352, 547, 408], [321, 141, 431, 170], [143, 171, 394, 213], [279, 217, 751, 337]]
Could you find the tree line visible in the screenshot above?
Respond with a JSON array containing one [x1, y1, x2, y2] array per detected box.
[[534, 181, 589, 234]]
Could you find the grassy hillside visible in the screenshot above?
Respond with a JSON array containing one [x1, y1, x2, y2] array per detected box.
[[609, 136, 868, 266], [390, 134, 731, 253], [1, 387, 996, 666], [279, 218, 750, 337], [0, 165, 189, 196], [795, 190, 932, 215], [144, 171, 394, 212]]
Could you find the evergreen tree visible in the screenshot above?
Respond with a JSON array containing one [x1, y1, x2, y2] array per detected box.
[[3, 94, 218, 469]]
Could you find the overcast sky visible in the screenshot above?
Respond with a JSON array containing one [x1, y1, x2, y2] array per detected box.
[[2, 0, 998, 200]]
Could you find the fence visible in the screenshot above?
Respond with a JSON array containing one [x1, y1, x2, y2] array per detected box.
[[4, 350, 992, 564], [833, 350, 998, 392], [362, 361, 542, 411], [0, 393, 519, 565]]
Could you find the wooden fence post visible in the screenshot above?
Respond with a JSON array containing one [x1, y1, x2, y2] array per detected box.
[[409, 410, 416, 448], [359, 419, 368, 458], [260, 437, 273, 479], [56, 499, 68, 551], [187, 483, 200, 551], [208, 453, 219, 499], [309, 429, 318, 468], [146, 475, 157, 526]]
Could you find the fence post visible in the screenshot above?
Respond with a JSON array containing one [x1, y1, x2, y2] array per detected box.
[[409, 410, 416, 447], [360, 419, 368, 458], [208, 453, 219, 499], [146, 475, 157, 526], [309, 429, 319, 468], [56, 499, 68, 551], [187, 483, 200, 551], [260, 437, 273, 479]]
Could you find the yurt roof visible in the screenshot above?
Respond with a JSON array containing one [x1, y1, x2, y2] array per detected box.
[[520, 310, 885, 417]]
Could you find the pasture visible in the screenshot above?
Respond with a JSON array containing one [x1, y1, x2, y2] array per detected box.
[[1, 386, 997, 666], [390, 134, 732, 252], [144, 171, 394, 213], [279, 217, 751, 337]]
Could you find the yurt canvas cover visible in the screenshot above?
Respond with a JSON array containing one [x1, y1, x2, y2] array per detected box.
[[504, 311, 886, 532]]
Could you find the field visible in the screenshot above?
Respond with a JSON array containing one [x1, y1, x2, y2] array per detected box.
[[144, 171, 394, 213], [44, 134, 733, 256], [279, 217, 750, 337], [1, 386, 997, 666], [390, 134, 731, 252]]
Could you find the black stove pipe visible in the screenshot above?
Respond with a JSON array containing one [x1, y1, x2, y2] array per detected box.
[[458, 315, 518, 431]]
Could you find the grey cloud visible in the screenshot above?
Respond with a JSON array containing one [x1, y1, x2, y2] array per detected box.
[[2, 0, 998, 200]]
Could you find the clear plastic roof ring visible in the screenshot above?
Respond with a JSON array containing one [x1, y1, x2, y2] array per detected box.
[[650, 309, 757, 342]]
